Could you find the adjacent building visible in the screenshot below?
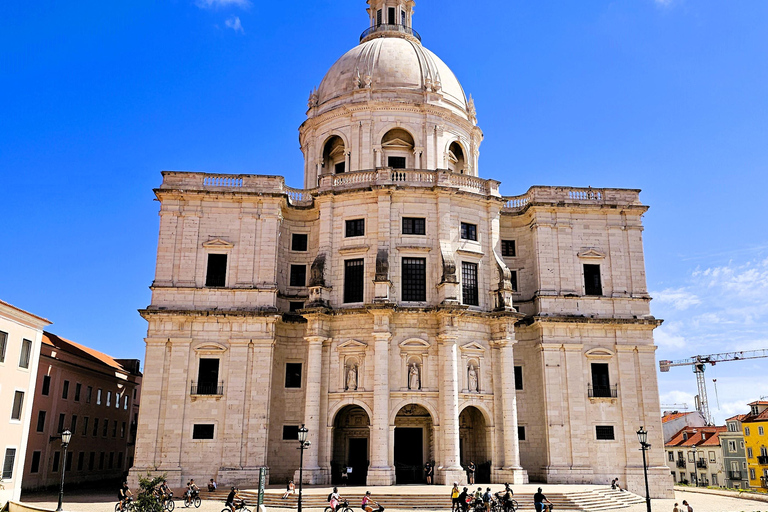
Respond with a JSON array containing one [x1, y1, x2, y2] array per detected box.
[[0, 300, 51, 506], [130, 0, 671, 498], [21, 332, 142, 490], [742, 401, 768, 491], [665, 426, 726, 487], [662, 411, 706, 444], [721, 415, 749, 489]]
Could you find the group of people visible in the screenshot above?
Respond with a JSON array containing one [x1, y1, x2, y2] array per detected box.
[[674, 500, 694, 512], [451, 483, 516, 512], [327, 487, 384, 512]]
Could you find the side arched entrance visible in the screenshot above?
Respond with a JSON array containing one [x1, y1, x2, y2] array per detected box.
[[332, 405, 370, 485], [393, 404, 434, 484], [459, 405, 491, 483]]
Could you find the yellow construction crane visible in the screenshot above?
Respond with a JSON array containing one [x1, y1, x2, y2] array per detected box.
[[659, 349, 768, 425]]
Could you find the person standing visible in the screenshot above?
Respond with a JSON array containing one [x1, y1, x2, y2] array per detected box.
[[458, 487, 470, 512], [451, 483, 460, 512], [467, 461, 476, 485], [672, 503, 681, 512], [482, 488, 492, 512], [424, 462, 434, 484], [682, 500, 694, 512]]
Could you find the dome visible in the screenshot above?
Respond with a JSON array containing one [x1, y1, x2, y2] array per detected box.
[[316, 37, 469, 118]]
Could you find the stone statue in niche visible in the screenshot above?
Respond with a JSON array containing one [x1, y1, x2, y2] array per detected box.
[[468, 365, 478, 392], [346, 365, 357, 391], [408, 363, 421, 390]]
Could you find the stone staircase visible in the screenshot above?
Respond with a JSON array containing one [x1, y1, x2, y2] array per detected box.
[[564, 489, 647, 511]]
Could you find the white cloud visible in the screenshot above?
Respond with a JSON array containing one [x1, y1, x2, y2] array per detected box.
[[225, 16, 244, 33], [654, 327, 688, 350], [196, 0, 250, 9], [653, 287, 701, 310]]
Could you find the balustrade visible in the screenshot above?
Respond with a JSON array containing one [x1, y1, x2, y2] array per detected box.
[[203, 176, 243, 188]]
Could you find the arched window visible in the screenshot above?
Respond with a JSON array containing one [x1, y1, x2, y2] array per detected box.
[[381, 129, 414, 169], [447, 141, 466, 174], [322, 136, 346, 174]]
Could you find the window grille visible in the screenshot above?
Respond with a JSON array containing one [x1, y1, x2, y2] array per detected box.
[[501, 240, 516, 257], [345, 219, 365, 237], [460, 222, 477, 241], [402, 217, 426, 235], [462, 262, 479, 306], [344, 259, 364, 303], [596, 425, 615, 440], [402, 258, 426, 302]]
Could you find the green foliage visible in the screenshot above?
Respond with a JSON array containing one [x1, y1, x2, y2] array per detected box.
[[134, 473, 166, 512]]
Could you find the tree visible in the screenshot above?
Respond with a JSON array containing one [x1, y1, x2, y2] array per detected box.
[[134, 473, 166, 512]]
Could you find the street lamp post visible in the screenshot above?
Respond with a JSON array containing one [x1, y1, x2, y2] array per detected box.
[[297, 425, 310, 512], [636, 426, 651, 512], [56, 430, 72, 512]]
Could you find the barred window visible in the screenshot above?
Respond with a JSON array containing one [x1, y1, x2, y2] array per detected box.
[[501, 240, 516, 257], [460, 222, 477, 241], [402, 217, 425, 235], [596, 425, 615, 440], [205, 254, 227, 287], [462, 262, 479, 306], [402, 258, 426, 302], [292, 233, 308, 252], [344, 259, 364, 303], [345, 219, 365, 237], [290, 265, 307, 287]]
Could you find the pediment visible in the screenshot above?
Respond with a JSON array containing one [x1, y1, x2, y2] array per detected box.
[[194, 342, 228, 353], [460, 342, 486, 353], [338, 339, 367, 350], [585, 348, 614, 358], [398, 338, 430, 350], [382, 138, 413, 149], [577, 248, 606, 259], [203, 238, 234, 249]]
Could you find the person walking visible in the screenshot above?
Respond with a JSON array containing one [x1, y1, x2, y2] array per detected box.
[[451, 483, 461, 512], [682, 500, 694, 512]]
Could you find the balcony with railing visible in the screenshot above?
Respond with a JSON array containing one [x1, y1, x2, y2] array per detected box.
[[360, 24, 421, 43], [676, 459, 687, 469], [728, 470, 742, 480], [190, 381, 224, 396], [696, 459, 708, 469], [758, 455, 768, 465], [762, 476, 768, 488], [588, 384, 618, 398], [697, 477, 709, 487]]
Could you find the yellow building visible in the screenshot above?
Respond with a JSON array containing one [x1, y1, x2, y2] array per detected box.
[[742, 400, 768, 491]]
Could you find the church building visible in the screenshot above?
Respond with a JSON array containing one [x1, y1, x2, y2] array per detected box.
[[130, 0, 671, 497]]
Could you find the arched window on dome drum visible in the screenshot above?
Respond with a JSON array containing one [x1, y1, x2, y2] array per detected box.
[[382, 128, 415, 170], [447, 142, 466, 174], [322, 136, 346, 174]]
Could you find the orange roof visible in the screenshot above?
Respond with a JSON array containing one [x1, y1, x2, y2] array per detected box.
[[662, 412, 694, 423], [665, 426, 726, 447], [742, 409, 768, 423], [726, 414, 747, 422], [43, 331, 130, 373]]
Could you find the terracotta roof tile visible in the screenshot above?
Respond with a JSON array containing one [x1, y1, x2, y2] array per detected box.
[[665, 426, 726, 447], [662, 412, 693, 423], [43, 331, 127, 372]]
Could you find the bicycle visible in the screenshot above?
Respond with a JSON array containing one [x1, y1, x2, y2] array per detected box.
[[184, 490, 201, 508], [324, 500, 354, 512], [491, 498, 518, 512], [221, 500, 251, 512], [115, 496, 134, 512], [162, 495, 176, 511]]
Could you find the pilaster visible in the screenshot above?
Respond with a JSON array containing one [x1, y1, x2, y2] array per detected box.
[[435, 312, 464, 484], [368, 308, 396, 484]]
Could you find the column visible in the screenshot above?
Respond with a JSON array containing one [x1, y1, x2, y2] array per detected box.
[[436, 312, 464, 484], [298, 335, 328, 483], [368, 309, 395, 484]]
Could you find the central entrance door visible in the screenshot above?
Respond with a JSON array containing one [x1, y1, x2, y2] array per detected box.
[[394, 427, 423, 484], [348, 438, 369, 485]]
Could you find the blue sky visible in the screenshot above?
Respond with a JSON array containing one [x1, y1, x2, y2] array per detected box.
[[1, 0, 766, 424]]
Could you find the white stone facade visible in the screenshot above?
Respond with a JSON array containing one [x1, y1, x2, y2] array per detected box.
[[130, 0, 672, 498]]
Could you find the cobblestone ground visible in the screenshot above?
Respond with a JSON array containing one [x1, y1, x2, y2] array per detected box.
[[21, 488, 768, 512]]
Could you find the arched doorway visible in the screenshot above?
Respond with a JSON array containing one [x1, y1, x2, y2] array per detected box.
[[322, 135, 346, 174], [447, 141, 466, 174], [381, 128, 415, 169], [394, 404, 433, 484], [459, 406, 491, 483], [332, 405, 370, 485]]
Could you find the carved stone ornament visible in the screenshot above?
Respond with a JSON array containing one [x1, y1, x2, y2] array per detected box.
[[468, 364, 478, 392], [310, 253, 326, 287], [467, 94, 477, 124], [440, 242, 458, 283], [408, 363, 421, 390], [308, 87, 319, 109]]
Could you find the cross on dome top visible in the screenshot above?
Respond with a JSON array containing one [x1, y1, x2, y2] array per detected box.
[[361, 0, 420, 44]]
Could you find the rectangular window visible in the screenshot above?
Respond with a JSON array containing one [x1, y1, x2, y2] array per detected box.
[[345, 219, 365, 237], [388, 7, 395, 23], [711, 474, 718, 486], [124, 396, 129, 410], [108, 452, 114, 469], [401, 9, 406, 25], [402, 217, 426, 235], [746, 427, 751, 436], [97, 389, 102, 405], [731, 441, 738, 453], [590, 363, 612, 397], [290, 265, 307, 287], [41, 375, 51, 395], [462, 262, 479, 306], [196, 358, 220, 395], [584, 264, 603, 296], [11, 391, 24, 420], [376, 9, 382, 26], [2, 448, 16, 479], [115, 393, 120, 409], [52, 451, 60, 473], [77, 452, 84, 471], [121, 422, 126, 438], [62, 380, 70, 399], [282, 425, 299, 440], [30, 451, 41, 473], [117, 452, 123, 469], [205, 253, 228, 287], [709, 451, 716, 462], [192, 424, 215, 439], [106, 391, 111, 407], [19, 339, 32, 369], [334, 161, 346, 174], [401, 258, 426, 302], [88, 452, 95, 471], [112, 420, 117, 438], [514, 366, 523, 390], [37, 411, 46, 432], [460, 222, 477, 241], [595, 425, 615, 440], [102, 419, 108, 437], [285, 363, 302, 388], [57, 413, 65, 433], [71, 415, 78, 434], [0, 330, 7, 362], [82, 417, 89, 436], [292, 233, 308, 252], [510, 270, 518, 292], [517, 426, 526, 441], [343, 259, 365, 303], [74, 383, 81, 402], [760, 426, 765, 436], [86, 386, 92, 404], [93, 418, 99, 437], [289, 301, 304, 312], [66, 452, 72, 472], [501, 240, 516, 257], [99, 452, 104, 470], [688, 452, 695, 462], [750, 468, 756, 480], [668, 451, 675, 462], [388, 156, 406, 169]]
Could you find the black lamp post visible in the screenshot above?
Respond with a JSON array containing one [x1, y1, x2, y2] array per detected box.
[[56, 429, 72, 512], [297, 424, 310, 512], [636, 426, 651, 512]]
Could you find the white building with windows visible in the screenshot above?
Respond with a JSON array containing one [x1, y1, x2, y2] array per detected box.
[[0, 300, 51, 506], [130, 0, 671, 498]]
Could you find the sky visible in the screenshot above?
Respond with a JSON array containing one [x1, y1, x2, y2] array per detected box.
[[1, 0, 767, 425]]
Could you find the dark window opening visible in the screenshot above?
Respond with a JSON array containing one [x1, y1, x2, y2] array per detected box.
[[11, 391, 24, 421], [289, 301, 304, 312], [195, 359, 220, 395], [102, 418, 108, 437], [335, 162, 346, 174], [92, 418, 99, 437], [71, 415, 78, 434], [77, 452, 84, 471], [388, 7, 395, 23], [285, 363, 302, 388], [460, 222, 477, 241], [290, 265, 307, 287], [514, 366, 523, 390], [108, 452, 114, 469], [292, 233, 308, 252], [402, 217, 426, 235], [501, 240, 516, 257], [345, 219, 365, 237], [596, 425, 615, 440], [30, 451, 41, 473], [2, 449, 15, 479], [36, 411, 46, 432], [402, 258, 426, 302], [205, 253, 228, 287], [88, 452, 95, 471], [401, 9, 406, 25], [584, 264, 603, 296], [19, 339, 32, 368], [344, 259, 365, 303], [388, 156, 406, 169], [112, 420, 117, 438], [41, 375, 50, 396], [0, 330, 6, 363], [74, 383, 81, 402], [462, 262, 479, 306], [518, 426, 526, 441], [376, 9, 382, 26], [52, 451, 60, 473], [282, 425, 300, 440], [99, 452, 104, 470], [82, 417, 88, 436], [62, 380, 69, 400], [66, 452, 73, 471], [117, 452, 123, 469], [510, 270, 518, 292], [590, 363, 612, 398], [86, 386, 92, 404]]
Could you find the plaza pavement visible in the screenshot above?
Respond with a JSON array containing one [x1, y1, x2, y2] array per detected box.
[[19, 485, 768, 512]]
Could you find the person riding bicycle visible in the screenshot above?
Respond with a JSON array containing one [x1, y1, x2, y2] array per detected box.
[[494, 483, 514, 511], [458, 487, 470, 512], [118, 481, 133, 511], [328, 487, 345, 512], [472, 487, 483, 509], [160, 480, 173, 500], [533, 488, 552, 512], [361, 491, 384, 512], [185, 480, 199, 506], [482, 488, 492, 512], [226, 486, 241, 512]]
